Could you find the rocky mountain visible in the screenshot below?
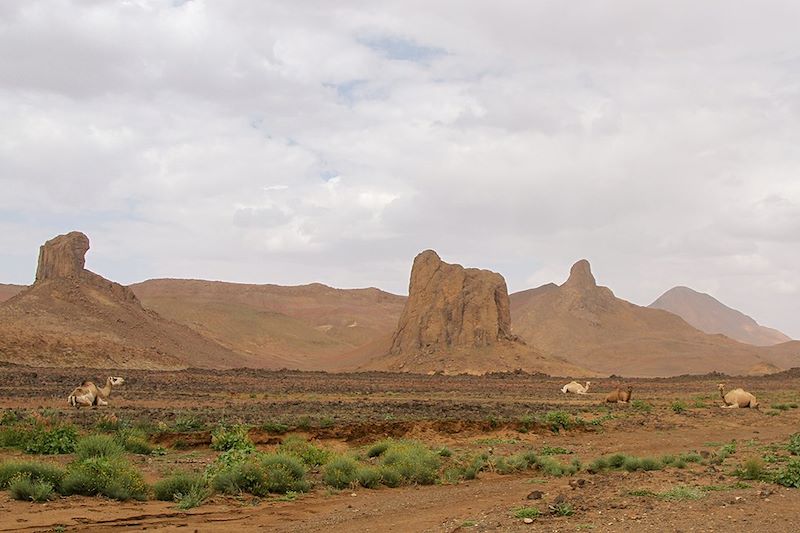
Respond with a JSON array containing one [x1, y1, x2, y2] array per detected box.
[[510, 260, 799, 377], [130, 279, 406, 371], [649, 286, 791, 346], [0, 232, 247, 370], [365, 250, 595, 376], [0, 284, 25, 303]]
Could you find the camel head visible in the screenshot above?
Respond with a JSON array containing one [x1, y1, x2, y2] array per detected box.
[[626, 386, 633, 394], [717, 383, 725, 393], [109, 377, 125, 386], [585, 381, 591, 389]]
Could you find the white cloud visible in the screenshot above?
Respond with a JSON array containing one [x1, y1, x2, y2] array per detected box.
[[0, 0, 799, 337]]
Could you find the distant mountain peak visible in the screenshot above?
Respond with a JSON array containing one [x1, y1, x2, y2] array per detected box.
[[563, 259, 596, 289], [649, 286, 791, 347]]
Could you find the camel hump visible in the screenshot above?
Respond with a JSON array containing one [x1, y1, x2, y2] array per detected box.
[[81, 380, 92, 386]]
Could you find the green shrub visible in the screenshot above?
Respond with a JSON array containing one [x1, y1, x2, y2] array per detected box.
[[377, 465, 402, 487], [671, 400, 688, 414], [212, 461, 268, 497], [540, 446, 571, 456], [115, 429, 154, 455], [461, 455, 488, 480], [258, 454, 309, 494], [0, 461, 65, 489], [513, 507, 541, 519], [322, 456, 359, 489], [75, 434, 124, 460], [787, 433, 800, 456], [154, 472, 204, 501], [366, 440, 392, 458], [542, 411, 574, 433], [61, 457, 148, 501], [177, 483, 210, 509], [773, 459, 800, 488], [590, 454, 662, 473], [173, 415, 204, 432], [356, 466, 382, 489], [630, 400, 652, 413], [734, 458, 766, 481], [380, 442, 441, 485], [0, 410, 23, 426], [278, 436, 330, 467], [551, 502, 574, 516], [261, 421, 290, 434], [9, 475, 55, 502], [22, 424, 78, 455], [210, 425, 255, 453]]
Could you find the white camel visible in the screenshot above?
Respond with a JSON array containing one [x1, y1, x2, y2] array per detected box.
[[68, 376, 125, 408], [718, 383, 759, 409], [561, 381, 591, 394]]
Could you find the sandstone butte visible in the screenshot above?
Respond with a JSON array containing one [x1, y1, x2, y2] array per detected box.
[[365, 250, 594, 376], [0, 231, 245, 370]]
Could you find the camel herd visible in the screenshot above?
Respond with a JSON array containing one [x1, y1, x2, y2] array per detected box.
[[62, 375, 760, 411], [560, 380, 760, 409]]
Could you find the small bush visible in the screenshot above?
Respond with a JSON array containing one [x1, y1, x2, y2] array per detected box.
[[210, 425, 255, 453], [542, 411, 573, 433], [322, 456, 359, 489], [787, 433, 800, 456], [540, 446, 571, 456], [61, 457, 148, 501], [630, 400, 652, 413], [9, 475, 55, 502], [671, 400, 688, 414], [154, 472, 204, 501], [377, 465, 402, 487], [278, 436, 330, 467], [22, 424, 79, 455], [115, 429, 154, 455], [173, 415, 204, 432], [513, 507, 541, 519], [551, 502, 574, 516], [380, 442, 441, 485], [258, 454, 310, 494], [366, 440, 392, 458], [176, 483, 210, 509], [356, 466, 382, 489], [734, 458, 766, 481], [212, 461, 268, 497], [261, 421, 290, 434], [75, 435, 124, 460], [0, 461, 65, 489], [461, 455, 488, 480], [773, 459, 800, 488]]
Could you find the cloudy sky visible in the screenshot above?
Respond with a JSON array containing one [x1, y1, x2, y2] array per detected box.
[[1, 0, 798, 337]]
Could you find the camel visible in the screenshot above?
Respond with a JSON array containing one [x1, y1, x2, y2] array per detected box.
[[605, 386, 633, 403], [68, 376, 125, 408], [561, 381, 591, 394], [718, 383, 759, 409]]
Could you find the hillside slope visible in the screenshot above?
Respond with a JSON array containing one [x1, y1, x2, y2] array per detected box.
[[510, 260, 799, 377], [130, 279, 406, 371], [0, 284, 25, 303], [649, 286, 791, 346], [0, 232, 247, 370]]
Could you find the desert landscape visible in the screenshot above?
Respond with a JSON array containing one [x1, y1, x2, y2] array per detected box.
[[0, 232, 798, 532], [3, 2, 800, 531]]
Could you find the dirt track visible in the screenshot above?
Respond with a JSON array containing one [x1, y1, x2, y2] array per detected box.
[[1, 365, 799, 532]]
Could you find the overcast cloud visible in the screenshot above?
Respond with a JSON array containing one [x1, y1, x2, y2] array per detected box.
[[1, 0, 798, 337]]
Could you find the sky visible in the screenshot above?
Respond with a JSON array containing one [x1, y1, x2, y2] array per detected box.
[[0, 0, 798, 338]]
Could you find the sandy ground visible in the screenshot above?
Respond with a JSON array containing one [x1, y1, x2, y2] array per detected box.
[[0, 365, 799, 532]]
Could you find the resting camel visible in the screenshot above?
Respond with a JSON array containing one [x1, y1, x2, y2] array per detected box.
[[68, 377, 125, 408], [606, 386, 633, 403], [561, 381, 591, 394], [718, 383, 759, 409]]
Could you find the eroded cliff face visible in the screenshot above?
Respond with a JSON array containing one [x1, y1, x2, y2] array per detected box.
[[390, 250, 520, 355], [35, 231, 90, 281], [34, 231, 137, 303]]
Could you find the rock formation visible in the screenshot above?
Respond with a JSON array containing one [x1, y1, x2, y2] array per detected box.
[[390, 250, 520, 355], [35, 231, 91, 281]]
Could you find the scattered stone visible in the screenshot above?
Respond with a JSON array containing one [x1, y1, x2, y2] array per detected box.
[[523, 518, 534, 524], [527, 491, 544, 500], [552, 494, 567, 505]]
